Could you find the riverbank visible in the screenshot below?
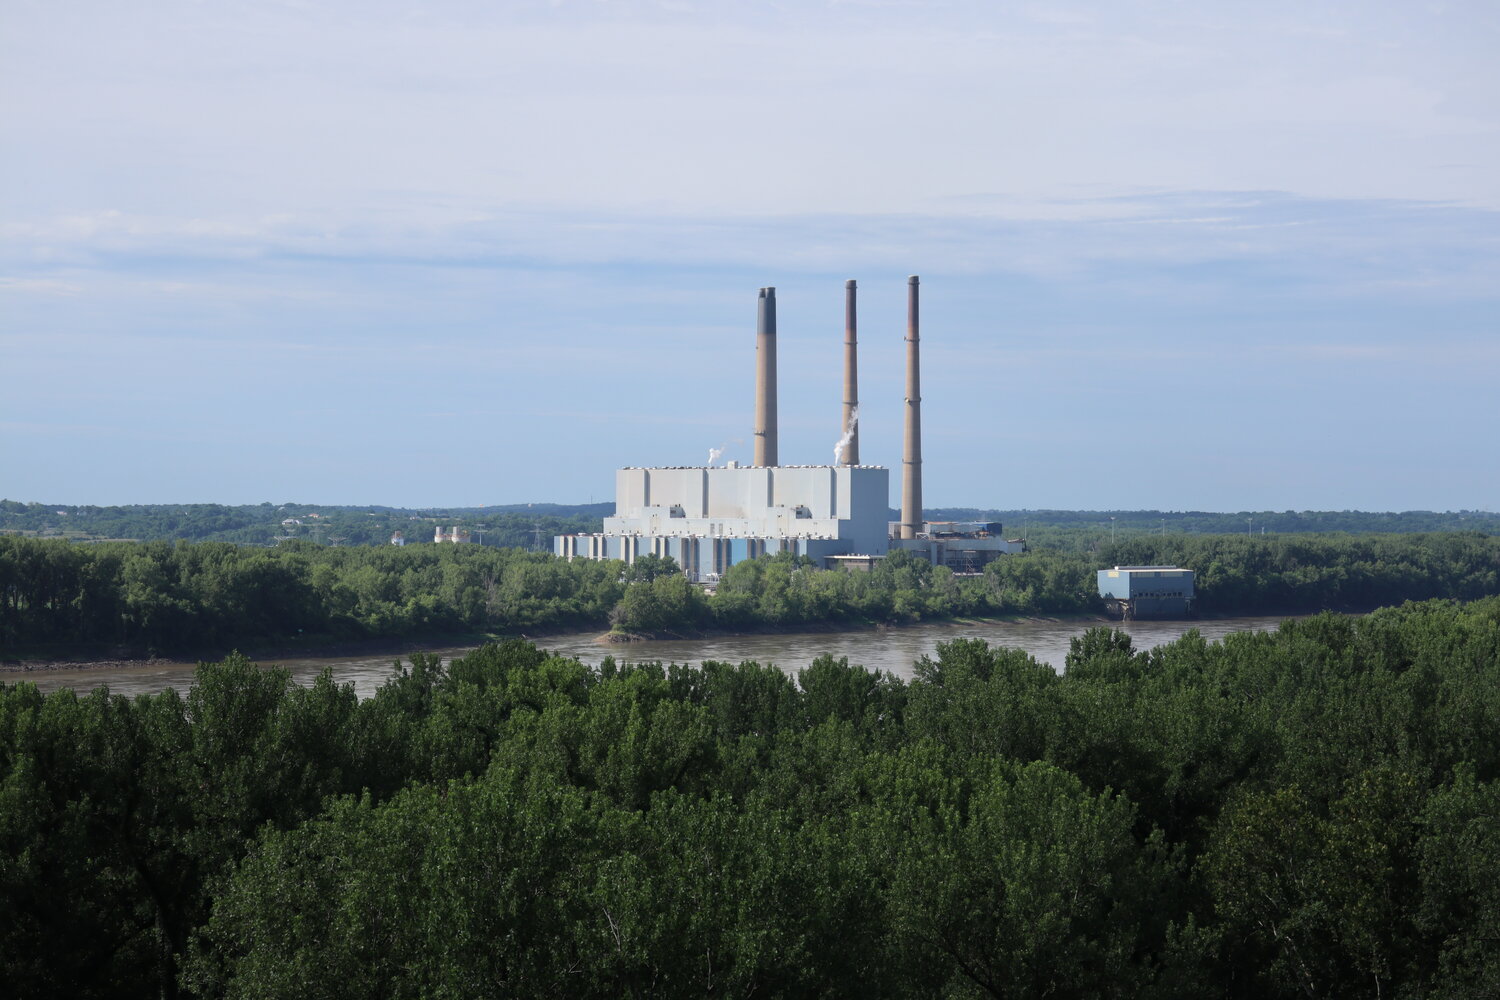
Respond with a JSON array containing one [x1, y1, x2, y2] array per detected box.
[[14, 614, 1310, 700], [601, 611, 1116, 644], [3, 613, 1110, 675], [3, 606, 1325, 677], [3, 656, 192, 676], [1, 631, 504, 675]]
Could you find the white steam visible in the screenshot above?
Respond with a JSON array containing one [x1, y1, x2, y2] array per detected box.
[[833, 405, 859, 464], [706, 438, 744, 467]]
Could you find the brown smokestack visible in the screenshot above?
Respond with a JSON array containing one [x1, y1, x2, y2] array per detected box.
[[900, 275, 922, 539], [840, 279, 859, 466], [754, 286, 777, 467]]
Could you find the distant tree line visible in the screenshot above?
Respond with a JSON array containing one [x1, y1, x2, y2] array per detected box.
[[0, 538, 622, 655], [7, 498, 1499, 551], [1097, 531, 1500, 615], [923, 507, 1500, 546], [610, 549, 1100, 634], [4, 597, 1499, 997], [0, 499, 607, 548], [610, 532, 1500, 632], [5, 532, 1500, 655]]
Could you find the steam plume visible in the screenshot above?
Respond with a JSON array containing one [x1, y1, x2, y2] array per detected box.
[[833, 406, 859, 464]]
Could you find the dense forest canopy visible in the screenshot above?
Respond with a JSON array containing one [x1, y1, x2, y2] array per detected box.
[[4, 598, 1498, 997], [5, 533, 1500, 657]]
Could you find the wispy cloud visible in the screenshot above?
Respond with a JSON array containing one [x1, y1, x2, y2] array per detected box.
[[5, 192, 1497, 292], [5, 1, 1497, 223], [0, 277, 82, 295]]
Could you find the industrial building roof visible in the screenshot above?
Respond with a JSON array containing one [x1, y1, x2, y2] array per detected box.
[[620, 464, 887, 471]]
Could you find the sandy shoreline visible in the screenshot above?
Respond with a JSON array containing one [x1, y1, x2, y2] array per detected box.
[[3, 656, 195, 675]]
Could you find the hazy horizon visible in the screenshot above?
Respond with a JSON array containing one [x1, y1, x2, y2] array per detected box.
[[4, 496, 1494, 521]]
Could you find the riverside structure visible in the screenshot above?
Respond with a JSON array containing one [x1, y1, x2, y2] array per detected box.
[[554, 280, 1024, 581]]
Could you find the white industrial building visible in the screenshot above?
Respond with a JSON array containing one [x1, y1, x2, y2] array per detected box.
[[558, 462, 891, 580]]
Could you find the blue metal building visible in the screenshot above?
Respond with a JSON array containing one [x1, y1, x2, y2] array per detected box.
[[1097, 565, 1195, 619]]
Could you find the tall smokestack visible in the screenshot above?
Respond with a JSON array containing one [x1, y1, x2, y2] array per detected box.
[[754, 286, 777, 467], [841, 279, 859, 466], [900, 275, 922, 539]]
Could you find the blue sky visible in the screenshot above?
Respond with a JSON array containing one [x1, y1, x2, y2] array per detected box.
[[2, 0, 1497, 510]]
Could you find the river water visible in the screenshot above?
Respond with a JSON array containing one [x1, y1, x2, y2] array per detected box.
[[12, 616, 1293, 701]]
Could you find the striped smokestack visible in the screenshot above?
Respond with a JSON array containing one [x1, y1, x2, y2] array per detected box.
[[754, 286, 777, 467], [840, 279, 859, 466], [900, 275, 922, 539]]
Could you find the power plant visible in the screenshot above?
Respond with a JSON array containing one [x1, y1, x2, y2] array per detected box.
[[554, 278, 1024, 580]]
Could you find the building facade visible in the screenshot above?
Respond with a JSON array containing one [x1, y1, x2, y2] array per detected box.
[[1097, 566, 1195, 619], [555, 463, 890, 581]]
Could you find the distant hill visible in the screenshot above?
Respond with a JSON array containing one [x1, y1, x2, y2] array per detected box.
[[5, 498, 1495, 548], [0, 500, 612, 548], [897, 508, 1500, 539], [454, 502, 616, 518]]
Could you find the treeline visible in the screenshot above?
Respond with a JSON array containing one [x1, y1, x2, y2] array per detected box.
[[5, 597, 1499, 997], [0, 499, 606, 547], [925, 507, 1500, 545], [615, 532, 1500, 632], [0, 538, 624, 654], [1098, 531, 1500, 614], [0, 534, 1087, 655], [9, 498, 1499, 550], [6, 533, 1500, 655], [613, 548, 1098, 633]]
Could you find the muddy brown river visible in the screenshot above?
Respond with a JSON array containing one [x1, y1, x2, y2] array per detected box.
[[12, 616, 1295, 700]]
